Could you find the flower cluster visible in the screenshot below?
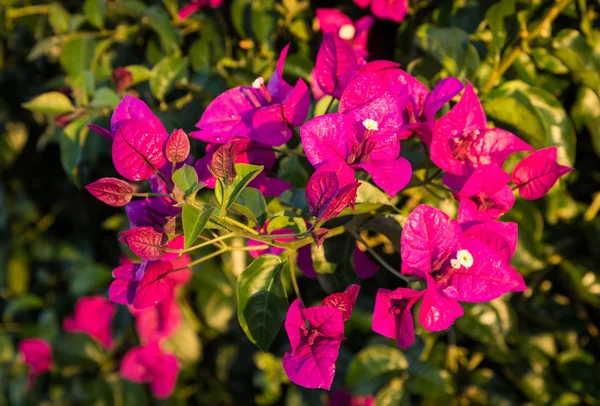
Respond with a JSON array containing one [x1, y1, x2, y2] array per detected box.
[[77, 9, 573, 394]]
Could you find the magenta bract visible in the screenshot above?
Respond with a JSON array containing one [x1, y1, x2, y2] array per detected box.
[[111, 95, 167, 138], [372, 287, 423, 348], [321, 284, 361, 321], [63, 296, 115, 349], [129, 291, 181, 345], [85, 177, 134, 207], [315, 33, 360, 99], [316, 9, 374, 58], [120, 342, 179, 399], [282, 299, 345, 390], [512, 147, 573, 200], [133, 261, 176, 309], [456, 164, 515, 220], [305, 164, 360, 223], [18, 338, 52, 389]]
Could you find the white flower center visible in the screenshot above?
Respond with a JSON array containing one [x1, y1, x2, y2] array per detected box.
[[252, 77, 265, 89], [362, 118, 379, 131], [456, 249, 474, 268], [450, 259, 461, 269], [339, 24, 356, 40]]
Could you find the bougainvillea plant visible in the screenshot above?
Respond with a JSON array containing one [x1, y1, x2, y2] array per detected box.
[[78, 28, 572, 394]]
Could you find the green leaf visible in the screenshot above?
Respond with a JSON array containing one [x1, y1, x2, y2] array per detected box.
[[346, 345, 408, 395], [4, 294, 43, 320], [195, 266, 235, 333], [83, 0, 107, 29], [571, 86, 600, 157], [230, 187, 267, 227], [90, 88, 120, 108], [150, 55, 188, 101], [144, 6, 180, 54], [22, 92, 75, 115], [406, 361, 455, 396], [182, 205, 214, 249], [54, 333, 104, 366], [531, 47, 568, 75], [414, 24, 480, 78], [172, 164, 200, 198], [250, 0, 277, 47], [7, 254, 29, 295], [557, 350, 600, 400], [237, 255, 288, 351], [483, 80, 576, 166], [560, 260, 600, 308], [231, 0, 252, 38], [60, 115, 90, 186], [60, 36, 97, 77], [71, 70, 95, 106], [0, 335, 15, 363], [375, 378, 410, 406], [216, 163, 264, 211], [314, 95, 336, 117], [485, 0, 516, 63], [49, 4, 71, 34], [124, 64, 152, 86], [553, 29, 600, 95], [267, 214, 306, 234]]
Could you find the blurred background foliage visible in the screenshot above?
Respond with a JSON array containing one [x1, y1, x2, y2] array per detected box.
[[1, 0, 600, 404]]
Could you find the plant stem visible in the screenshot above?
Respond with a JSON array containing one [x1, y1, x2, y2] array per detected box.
[[481, 0, 573, 93], [351, 231, 410, 283], [169, 232, 236, 254], [288, 250, 303, 304], [132, 192, 172, 198], [324, 97, 335, 114]]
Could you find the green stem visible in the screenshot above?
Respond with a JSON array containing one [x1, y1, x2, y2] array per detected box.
[[481, 0, 573, 93], [167, 232, 235, 254], [132, 192, 171, 198], [288, 250, 303, 304], [324, 97, 335, 114], [351, 230, 410, 283]]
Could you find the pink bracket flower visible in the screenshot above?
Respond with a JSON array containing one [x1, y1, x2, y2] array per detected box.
[[316, 9, 374, 58], [129, 291, 181, 345], [283, 285, 359, 390], [63, 296, 116, 349], [314, 32, 363, 99], [120, 342, 179, 399], [430, 83, 533, 177], [354, 0, 409, 23], [18, 338, 52, 389], [192, 44, 310, 147], [372, 287, 423, 348]]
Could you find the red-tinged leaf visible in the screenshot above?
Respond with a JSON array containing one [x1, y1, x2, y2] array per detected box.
[[85, 177, 134, 207], [512, 147, 573, 200], [321, 284, 361, 321], [164, 128, 190, 164], [315, 33, 359, 98], [209, 141, 238, 183], [321, 181, 361, 222], [133, 262, 175, 309], [306, 170, 339, 220], [112, 67, 133, 93], [119, 227, 168, 261], [112, 118, 168, 181]]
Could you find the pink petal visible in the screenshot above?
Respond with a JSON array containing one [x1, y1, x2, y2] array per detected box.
[[132, 292, 181, 345], [195, 87, 264, 144], [418, 274, 463, 332], [372, 287, 423, 348], [251, 104, 292, 146], [85, 177, 134, 207], [63, 296, 115, 349], [133, 262, 176, 309], [321, 284, 361, 321], [301, 306, 345, 338], [401, 205, 462, 275], [119, 227, 168, 261], [120, 346, 152, 383], [111, 95, 167, 137], [109, 279, 138, 305], [301, 113, 356, 166], [315, 33, 359, 98], [149, 352, 179, 399], [371, 0, 408, 23], [282, 79, 310, 127], [423, 77, 464, 123], [353, 246, 379, 279], [446, 238, 526, 303], [315, 9, 353, 33], [471, 128, 533, 168], [354, 0, 371, 8], [284, 299, 305, 354], [353, 16, 374, 57], [512, 147, 573, 200], [250, 172, 291, 197], [267, 43, 294, 103], [354, 158, 412, 197], [19, 338, 52, 375], [456, 164, 514, 220], [178, 2, 203, 19], [112, 118, 168, 181], [462, 221, 518, 263], [164, 129, 190, 164], [283, 337, 342, 390]]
